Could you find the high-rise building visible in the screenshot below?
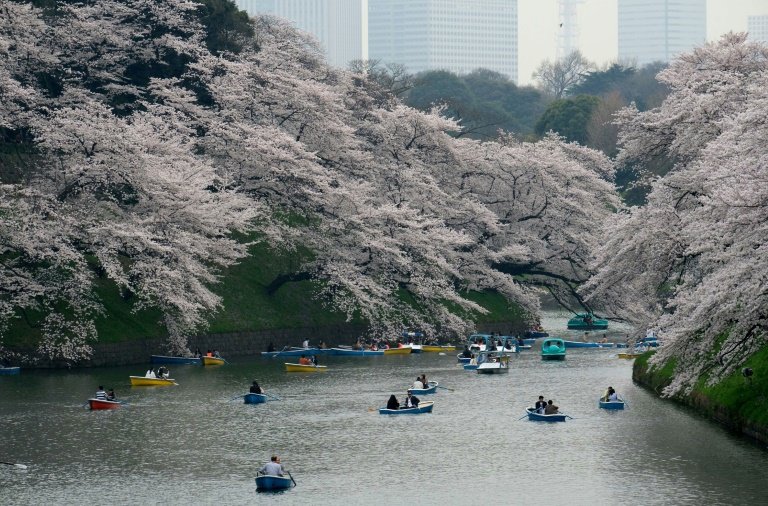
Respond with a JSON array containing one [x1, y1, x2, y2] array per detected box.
[[618, 0, 706, 67], [748, 15, 768, 43], [368, 0, 518, 82], [235, 0, 366, 68]]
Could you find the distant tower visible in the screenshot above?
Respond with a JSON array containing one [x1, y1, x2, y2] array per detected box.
[[557, 0, 584, 60], [748, 15, 768, 43]]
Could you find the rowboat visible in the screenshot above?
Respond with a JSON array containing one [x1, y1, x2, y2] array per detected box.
[[466, 334, 518, 353], [255, 474, 294, 491], [284, 363, 328, 372], [457, 353, 472, 363], [463, 363, 478, 371], [150, 355, 201, 365], [477, 353, 510, 374], [567, 313, 609, 330], [379, 400, 434, 415], [129, 376, 178, 386], [563, 340, 614, 349], [599, 399, 625, 410], [618, 352, 642, 359], [541, 338, 566, 360], [0, 366, 20, 375], [408, 381, 438, 394], [421, 345, 456, 352], [244, 393, 267, 404], [201, 356, 226, 366], [88, 398, 121, 410], [403, 344, 422, 353], [526, 407, 567, 422], [383, 347, 412, 355], [329, 347, 383, 356]]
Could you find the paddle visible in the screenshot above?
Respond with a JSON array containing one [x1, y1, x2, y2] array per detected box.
[[271, 346, 289, 359], [565, 414, 576, 420], [264, 393, 281, 401], [287, 470, 297, 487], [230, 394, 246, 401], [436, 385, 454, 392], [516, 413, 529, 421], [1, 461, 28, 470]]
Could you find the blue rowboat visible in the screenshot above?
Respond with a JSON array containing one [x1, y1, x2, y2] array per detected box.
[[457, 354, 472, 363], [379, 400, 434, 415], [526, 407, 567, 422], [0, 366, 21, 375], [563, 341, 614, 349], [244, 393, 267, 404], [541, 339, 566, 360], [261, 349, 316, 358], [599, 399, 625, 410], [329, 347, 384, 356], [150, 355, 201, 365], [567, 313, 609, 330], [255, 474, 294, 491], [408, 381, 438, 395], [463, 363, 478, 371]]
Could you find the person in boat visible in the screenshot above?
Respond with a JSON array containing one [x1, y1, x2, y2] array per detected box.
[[206, 349, 213, 357], [259, 455, 285, 477], [194, 347, 202, 358], [412, 377, 424, 390], [157, 366, 169, 379], [298, 355, 312, 366], [302, 339, 309, 349], [318, 340, 326, 349], [403, 390, 420, 409], [386, 394, 400, 410], [310, 355, 318, 366], [145, 368, 156, 378], [420, 374, 428, 388], [461, 345, 473, 358], [250, 381, 264, 394], [213, 350, 221, 358], [95, 386, 107, 400], [106, 388, 116, 401], [535, 395, 547, 414], [604, 386, 618, 401], [544, 400, 559, 415], [516, 336, 525, 347], [267, 342, 275, 352]]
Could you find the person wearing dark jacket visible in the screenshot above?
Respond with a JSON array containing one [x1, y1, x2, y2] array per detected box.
[[386, 394, 400, 410], [250, 381, 264, 394], [403, 390, 420, 408]]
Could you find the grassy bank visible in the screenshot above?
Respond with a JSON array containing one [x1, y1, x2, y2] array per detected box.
[[633, 349, 768, 444]]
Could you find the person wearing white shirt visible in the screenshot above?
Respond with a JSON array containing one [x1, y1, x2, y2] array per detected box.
[[259, 455, 285, 476]]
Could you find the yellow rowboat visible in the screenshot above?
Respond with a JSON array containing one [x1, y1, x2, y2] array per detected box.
[[129, 376, 178, 386], [618, 352, 641, 359], [383, 347, 412, 355], [201, 356, 226, 366], [422, 345, 457, 353], [285, 363, 328, 373]]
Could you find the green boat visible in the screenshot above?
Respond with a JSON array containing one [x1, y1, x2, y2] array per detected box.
[[567, 313, 608, 330], [541, 338, 566, 360]]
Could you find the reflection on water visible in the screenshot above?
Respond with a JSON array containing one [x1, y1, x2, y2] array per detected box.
[[1, 312, 766, 505]]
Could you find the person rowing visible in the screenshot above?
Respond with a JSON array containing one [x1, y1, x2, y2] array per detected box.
[[258, 455, 285, 477], [250, 381, 264, 394], [403, 390, 420, 409]]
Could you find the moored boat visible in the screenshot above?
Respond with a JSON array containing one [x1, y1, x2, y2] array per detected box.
[[383, 347, 412, 355], [284, 363, 328, 372], [244, 393, 267, 404], [421, 345, 456, 352], [541, 338, 566, 360], [526, 407, 567, 422], [150, 355, 201, 365], [255, 474, 294, 491], [567, 313, 609, 330], [0, 366, 21, 375], [563, 340, 614, 349], [329, 347, 384, 356], [201, 356, 226, 366], [129, 376, 178, 386], [408, 381, 438, 395], [88, 398, 121, 410], [378, 400, 434, 415], [599, 399, 625, 410]]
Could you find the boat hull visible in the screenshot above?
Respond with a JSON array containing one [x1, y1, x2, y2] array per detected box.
[[150, 355, 201, 365], [255, 475, 293, 491], [129, 376, 177, 386], [244, 393, 267, 404], [404, 345, 422, 353], [201, 356, 226, 366], [383, 347, 412, 355], [541, 339, 566, 360], [379, 400, 434, 415], [564, 341, 614, 349], [421, 345, 456, 352], [567, 314, 609, 330], [0, 366, 20, 375], [526, 408, 567, 422], [599, 400, 625, 410], [284, 363, 328, 372], [463, 363, 478, 370], [408, 381, 438, 395], [88, 398, 121, 410], [477, 364, 510, 374], [618, 352, 641, 359]]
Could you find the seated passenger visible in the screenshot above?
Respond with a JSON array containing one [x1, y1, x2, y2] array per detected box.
[[544, 400, 559, 415], [298, 355, 312, 366], [386, 394, 400, 410], [250, 381, 264, 394], [403, 390, 420, 408], [412, 377, 424, 390]]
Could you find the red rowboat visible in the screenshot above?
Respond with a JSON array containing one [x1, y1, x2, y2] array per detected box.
[[88, 398, 121, 410]]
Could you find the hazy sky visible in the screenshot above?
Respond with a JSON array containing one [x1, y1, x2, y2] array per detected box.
[[518, 0, 768, 85]]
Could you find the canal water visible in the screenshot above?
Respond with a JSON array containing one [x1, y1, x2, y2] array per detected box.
[[1, 313, 767, 505]]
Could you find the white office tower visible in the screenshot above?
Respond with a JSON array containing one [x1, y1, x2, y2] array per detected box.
[[236, 0, 367, 68], [748, 15, 768, 43], [618, 0, 706, 67], [368, 0, 518, 82], [557, 0, 585, 60]]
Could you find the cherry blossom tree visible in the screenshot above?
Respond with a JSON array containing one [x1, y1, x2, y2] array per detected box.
[[584, 33, 768, 395]]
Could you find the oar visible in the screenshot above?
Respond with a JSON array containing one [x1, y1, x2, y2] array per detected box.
[[516, 412, 530, 421], [265, 393, 281, 401], [271, 346, 289, 359], [229, 394, 246, 401], [565, 414, 576, 420], [1, 461, 28, 470], [287, 470, 297, 487], [436, 385, 454, 392]]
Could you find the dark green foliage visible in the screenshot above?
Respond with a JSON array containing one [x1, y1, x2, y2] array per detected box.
[[403, 69, 549, 139], [535, 95, 600, 145], [195, 0, 254, 55], [570, 62, 669, 111]]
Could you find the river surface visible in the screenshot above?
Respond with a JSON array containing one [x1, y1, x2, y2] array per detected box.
[[1, 312, 767, 505]]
